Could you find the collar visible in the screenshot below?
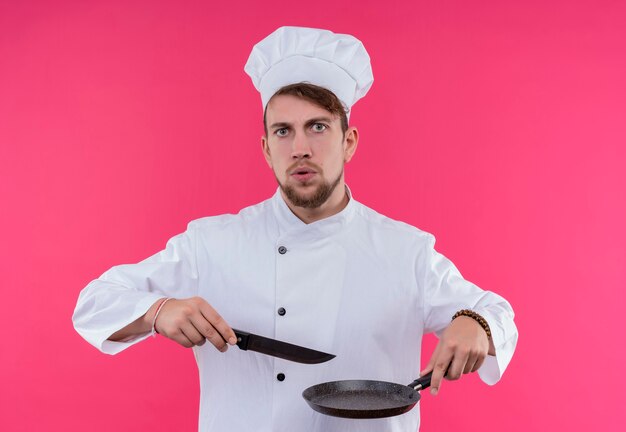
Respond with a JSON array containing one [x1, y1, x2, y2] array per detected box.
[[270, 185, 357, 238]]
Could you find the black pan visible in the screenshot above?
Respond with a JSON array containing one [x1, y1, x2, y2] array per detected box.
[[302, 372, 432, 419]]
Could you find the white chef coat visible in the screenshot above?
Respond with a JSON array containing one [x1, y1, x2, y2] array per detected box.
[[73, 188, 518, 432]]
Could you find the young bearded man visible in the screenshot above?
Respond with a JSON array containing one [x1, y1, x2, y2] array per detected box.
[[74, 26, 518, 432]]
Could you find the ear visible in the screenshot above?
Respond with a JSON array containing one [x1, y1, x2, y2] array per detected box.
[[343, 127, 359, 163], [261, 135, 273, 169]]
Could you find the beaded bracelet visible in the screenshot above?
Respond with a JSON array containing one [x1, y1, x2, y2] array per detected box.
[[151, 297, 172, 338], [452, 309, 492, 340]]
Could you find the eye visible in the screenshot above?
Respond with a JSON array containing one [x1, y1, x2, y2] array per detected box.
[[275, 128, 289, 137], [312, 123, 327, 132]]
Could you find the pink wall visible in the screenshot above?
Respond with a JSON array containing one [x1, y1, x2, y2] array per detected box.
[[1, 1, 625, 431]]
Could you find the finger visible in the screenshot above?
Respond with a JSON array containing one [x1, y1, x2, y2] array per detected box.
[[168, 328, 195, 348], [180, 322, 206, 347], [197, 300, 237, 345], [429, 349, 453, 396], [463, 354, 478, 375], [471, 354, 486, 373], [190, 314, 228, 352], [446, 348, 469, 380]]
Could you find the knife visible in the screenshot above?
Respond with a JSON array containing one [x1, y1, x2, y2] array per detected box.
[[233, 329, 335, 364]]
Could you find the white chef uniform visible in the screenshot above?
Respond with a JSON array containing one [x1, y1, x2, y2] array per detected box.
[[73, 188, 518, 432]]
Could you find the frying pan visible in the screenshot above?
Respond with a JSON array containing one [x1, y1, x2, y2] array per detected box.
[[302, 372, 432, 419]]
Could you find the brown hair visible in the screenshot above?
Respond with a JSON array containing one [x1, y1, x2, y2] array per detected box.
[[263, 82, 349, 136]]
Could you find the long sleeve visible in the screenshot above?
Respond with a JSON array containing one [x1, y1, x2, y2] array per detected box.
[[72, 224, 200, 355], [421, 234, 518, 385]]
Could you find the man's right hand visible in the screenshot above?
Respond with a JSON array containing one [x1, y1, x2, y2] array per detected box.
[[153, 297, 237, 351]]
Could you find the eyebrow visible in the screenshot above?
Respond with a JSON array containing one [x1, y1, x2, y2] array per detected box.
[[304, 117, 333, 128], [269, 117, 334, 130], [269, 122, 291, 131]]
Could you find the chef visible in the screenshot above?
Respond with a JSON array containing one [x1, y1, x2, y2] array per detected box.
[[73, 26, 518, 432]]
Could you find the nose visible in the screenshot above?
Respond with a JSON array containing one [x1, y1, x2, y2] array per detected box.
[[291, 132, 312, 159]]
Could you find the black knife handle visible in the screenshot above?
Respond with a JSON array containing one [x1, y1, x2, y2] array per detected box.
[[233, 329, 250, 351]]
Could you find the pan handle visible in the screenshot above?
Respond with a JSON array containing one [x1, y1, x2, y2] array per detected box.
[[407, 372, 432, 391]]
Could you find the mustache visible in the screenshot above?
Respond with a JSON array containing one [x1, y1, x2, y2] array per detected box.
[[287, 161, 322, 173]]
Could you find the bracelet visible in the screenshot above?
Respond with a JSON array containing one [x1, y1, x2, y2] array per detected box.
[[452, 309, 492, 340], [151, 297, 172, 338]]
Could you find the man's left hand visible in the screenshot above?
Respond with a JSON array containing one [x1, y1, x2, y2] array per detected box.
[[419, 316, 495, 396]]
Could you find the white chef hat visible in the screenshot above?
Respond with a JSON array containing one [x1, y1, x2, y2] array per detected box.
[[244, 26, 374, 117]]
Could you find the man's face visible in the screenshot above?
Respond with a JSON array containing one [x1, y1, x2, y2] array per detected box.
[[262, 94, 357, 209]]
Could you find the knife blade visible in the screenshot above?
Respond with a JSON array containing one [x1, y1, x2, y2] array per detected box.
[[233, 329, 335, 364]]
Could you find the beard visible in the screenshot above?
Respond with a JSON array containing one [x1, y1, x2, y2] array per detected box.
[[277, 168, 343, 209]]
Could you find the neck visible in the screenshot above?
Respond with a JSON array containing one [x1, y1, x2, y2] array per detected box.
[[281, 182, 349, 224]]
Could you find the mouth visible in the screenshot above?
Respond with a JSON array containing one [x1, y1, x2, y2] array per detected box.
[[290, 165, 318, 182], [290, 166, 317, 175]]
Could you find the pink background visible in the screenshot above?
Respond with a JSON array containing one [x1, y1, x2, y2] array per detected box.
[[1, 0, 625, 431]]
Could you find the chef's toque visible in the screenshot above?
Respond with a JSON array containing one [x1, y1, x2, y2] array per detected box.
[[244, 26, 374, 116]]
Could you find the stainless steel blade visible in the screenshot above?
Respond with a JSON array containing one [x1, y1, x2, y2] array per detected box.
[[234, 329, 335, 364]]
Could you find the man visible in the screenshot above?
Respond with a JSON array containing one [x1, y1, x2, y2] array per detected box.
[[73, 27, 518, 432]]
